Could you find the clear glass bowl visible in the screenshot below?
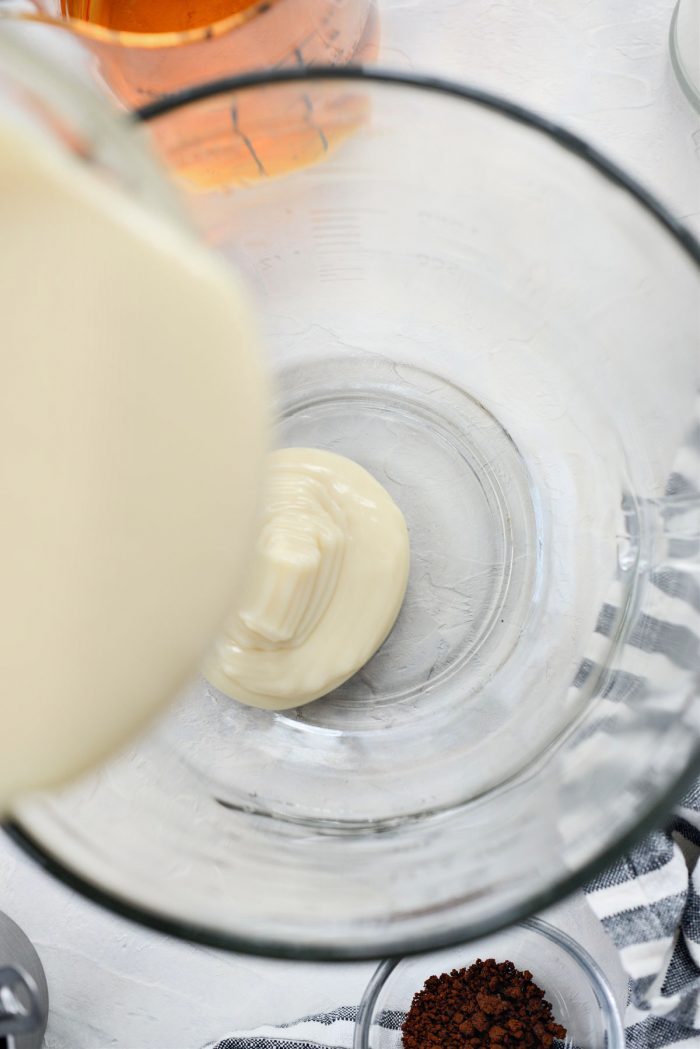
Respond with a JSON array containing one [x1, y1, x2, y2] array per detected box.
[[354, 918, 625, 1049], [5, 67, 700, 959]]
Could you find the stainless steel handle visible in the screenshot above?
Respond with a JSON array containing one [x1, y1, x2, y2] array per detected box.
[[0, 966, 43, 1038]]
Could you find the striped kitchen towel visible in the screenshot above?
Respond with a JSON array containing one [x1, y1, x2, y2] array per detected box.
[[585, 779, 700, 1047], [205, 785, 700, 1049]]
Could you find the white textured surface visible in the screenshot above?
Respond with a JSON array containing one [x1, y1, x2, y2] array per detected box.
[[0, 832, 627, 1049], [381, 0, 700, 236], [1, 1, 698, 1047]]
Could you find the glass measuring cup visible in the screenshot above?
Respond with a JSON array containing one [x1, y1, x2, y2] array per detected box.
[[0, 0, 378, 107], [0, 3, 378, 186]]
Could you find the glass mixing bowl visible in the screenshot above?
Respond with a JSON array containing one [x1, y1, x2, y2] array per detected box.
[[5, 67, 700, 960], [354, 918, 625, 1049]]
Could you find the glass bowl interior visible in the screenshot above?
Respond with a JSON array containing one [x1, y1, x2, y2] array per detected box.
[[354, 918, 625, 1049], [5, 69, 700, 959]]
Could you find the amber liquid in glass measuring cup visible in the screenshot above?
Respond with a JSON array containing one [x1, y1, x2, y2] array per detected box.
[[55, 0, 378, 188], [61, 0, 256, 33]]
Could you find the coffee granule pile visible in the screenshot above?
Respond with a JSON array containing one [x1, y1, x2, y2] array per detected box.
[[401, 957, 567, 1048]]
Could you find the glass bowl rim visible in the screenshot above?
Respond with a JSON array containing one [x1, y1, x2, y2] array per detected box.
[[4, 65, 700, 962], [131, 63, 700, 276], [353, 915, 626, 1049]]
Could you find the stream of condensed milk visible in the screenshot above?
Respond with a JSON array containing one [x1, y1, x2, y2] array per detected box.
[[0, 118, 268, 807]]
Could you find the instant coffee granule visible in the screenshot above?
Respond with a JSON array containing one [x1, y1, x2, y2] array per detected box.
[[401, 957, 567, 1048]]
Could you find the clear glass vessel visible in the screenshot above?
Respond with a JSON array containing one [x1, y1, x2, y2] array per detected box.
[[4, 64, 700, 959], [0, 0, 378, 107], [670, 0, 700, 113], [354, 918, 625, 1049]]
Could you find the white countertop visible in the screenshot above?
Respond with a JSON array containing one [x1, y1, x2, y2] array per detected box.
[[381, 0, 700, 236], [0, 833, 629, 1049], [1, 1, 698, 1046]]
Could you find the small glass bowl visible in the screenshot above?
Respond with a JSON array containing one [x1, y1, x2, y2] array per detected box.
[[353, 917, 625, 1049]]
